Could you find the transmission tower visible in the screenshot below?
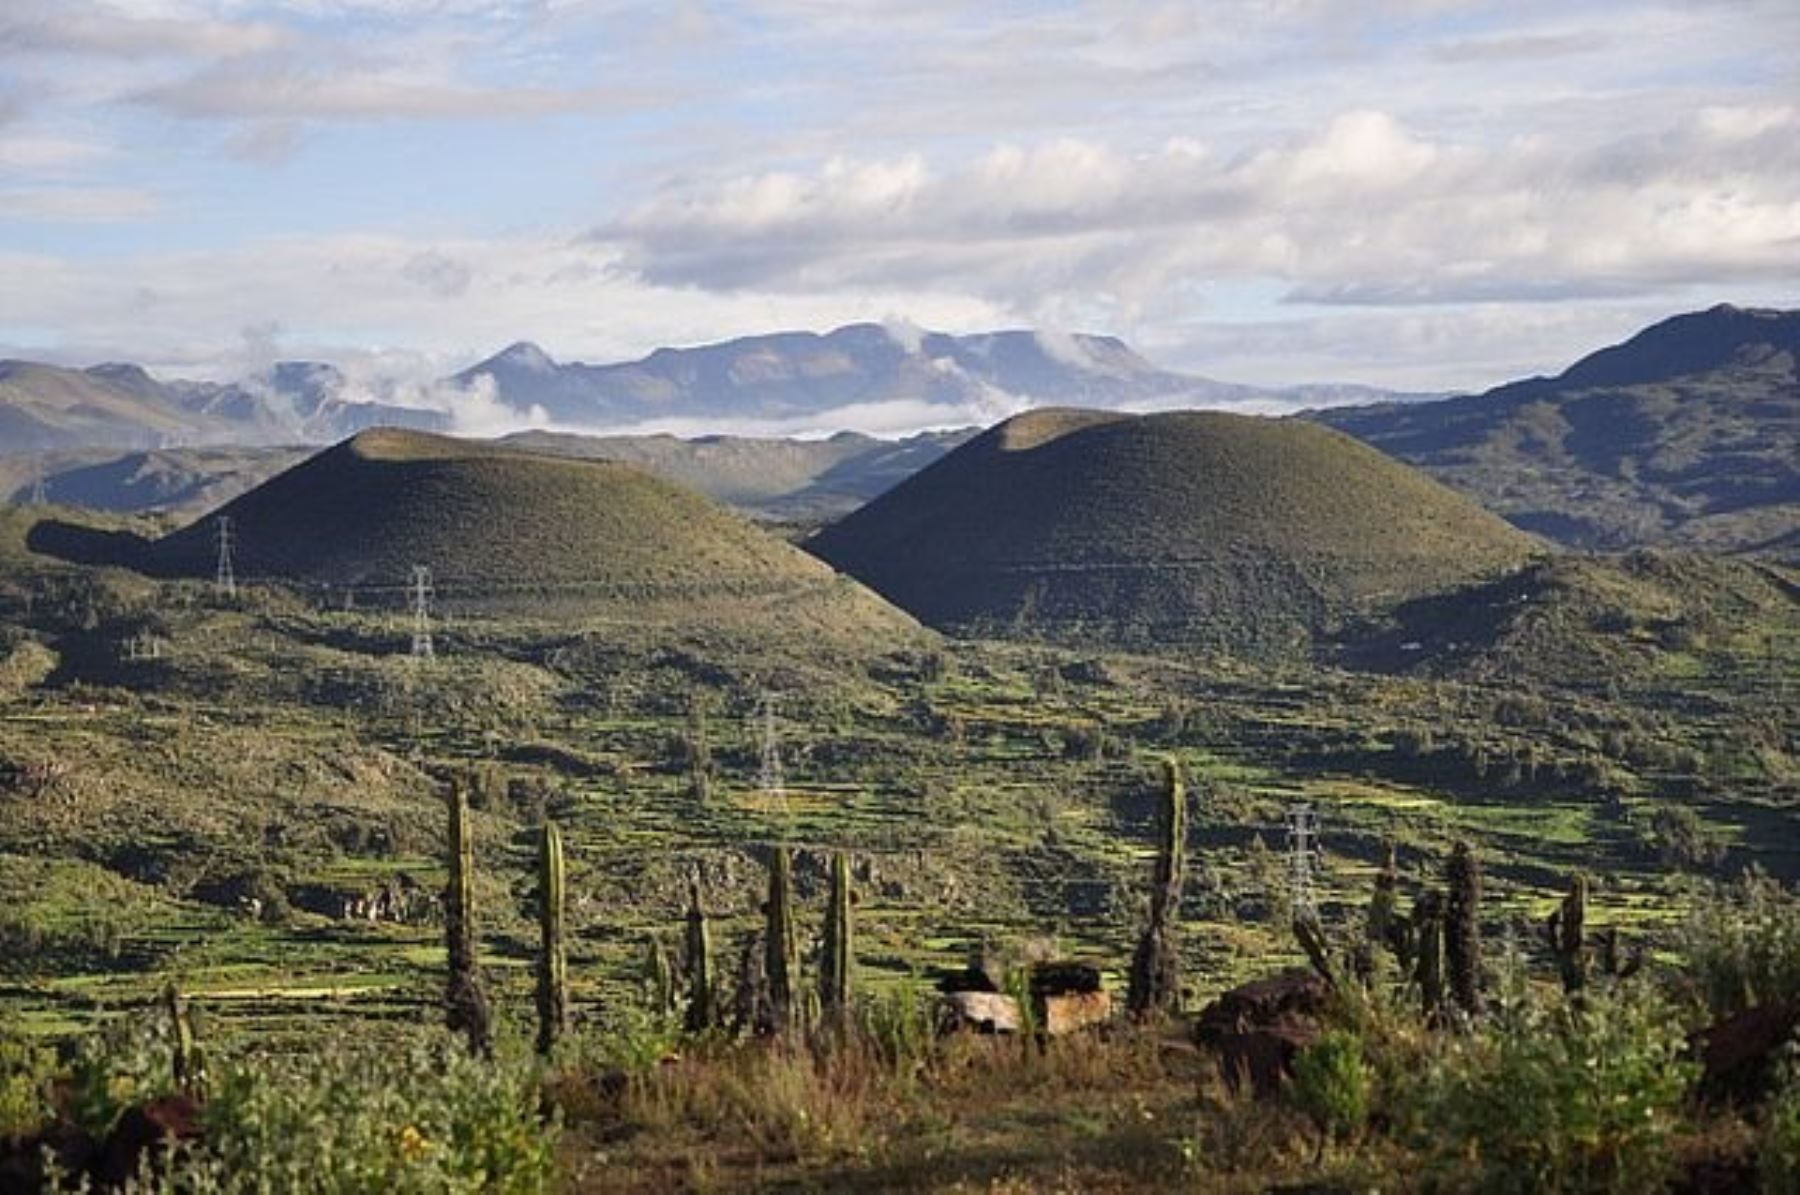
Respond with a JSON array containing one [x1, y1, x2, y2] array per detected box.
[[1284, 803, 1322, 917], [757, 691, 786, 819], [28, 460, 46, 506], [214, 516, 236, 597], [410, 565, 434, 658]]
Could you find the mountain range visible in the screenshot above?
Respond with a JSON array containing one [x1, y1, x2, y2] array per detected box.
[[1313, 304, 1799, 553], [0, 323, 1429, 455]]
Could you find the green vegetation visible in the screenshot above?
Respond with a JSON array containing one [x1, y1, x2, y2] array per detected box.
[[1317, 304, 1799, 555], [810, 408, 1539, 653]]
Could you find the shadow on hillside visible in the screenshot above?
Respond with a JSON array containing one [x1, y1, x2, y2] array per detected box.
[[25, 518, 156, 572]]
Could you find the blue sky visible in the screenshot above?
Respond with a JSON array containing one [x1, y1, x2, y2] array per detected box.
[[1, 0, 1796, 400]]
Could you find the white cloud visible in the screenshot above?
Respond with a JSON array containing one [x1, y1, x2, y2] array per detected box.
[[0, 184, 157, 220]]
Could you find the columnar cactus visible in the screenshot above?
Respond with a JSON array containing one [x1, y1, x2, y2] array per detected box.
[[163, 981, 197, 1092], [1367, 843, 1398, 951], [645, 933, 677, 1018], [1544, 873, 1591, 995], [1444, 841, 1484, 1016], [1127, 758, 1187, 1018], [764, 847, 798, 1035], [683, 877, 715, 1033], [445, 785, 492, 1057], [1412, 888, 1445, 1018], [820, 851, 853, 1027], [535, 820, 568, 1056]]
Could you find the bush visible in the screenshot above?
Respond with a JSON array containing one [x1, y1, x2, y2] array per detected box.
[[0, 1032, 56, 1139], [1290, 1029, 1369, 1151], [1404, 983, 1695, 1193], [179, 1036, 557, 1193], [1676, 872, 1800, 1018], [43, 1022, 558, 1193], [1764, 1047, 1800, 1195]]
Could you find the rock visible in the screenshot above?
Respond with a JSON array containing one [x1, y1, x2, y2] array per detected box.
[[1041, 990, 1112, 1036], [1030, 961, 1103, 997], [940, 991, 1021, 1034], [1194, 968, 1330, 1098], [1694, 1001, 1800, 1105], [94, 1093, 204, 1187]]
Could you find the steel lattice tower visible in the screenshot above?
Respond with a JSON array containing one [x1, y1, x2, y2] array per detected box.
[[214, 516, 236, 597], [410, 565, 435, 658]]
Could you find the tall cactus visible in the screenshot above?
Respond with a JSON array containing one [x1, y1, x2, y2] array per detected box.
[[1412, 888, 1445, 1019], [683, 877, 715, 1033], [1544, 873, 1590, 995], [535, 821, 568, 1056], [163, 981, 197, 1093], [764, 847, 798, 1035], [645, 933, 677, 1018], [1444, 841, 1484, 1016], [1127, 758, 1187, 1018], [444, 785, 492, 1057], [820, 851, 853, 1028]]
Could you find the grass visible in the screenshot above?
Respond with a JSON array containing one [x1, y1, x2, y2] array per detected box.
[[809, 408, 1540, 653]]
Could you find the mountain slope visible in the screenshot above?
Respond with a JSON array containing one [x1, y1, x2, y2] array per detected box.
[[808, 408, 1540, 653], [141, 430, 920, 640], [0, 359, 449, 452], [1315, 305, 1800, 552]]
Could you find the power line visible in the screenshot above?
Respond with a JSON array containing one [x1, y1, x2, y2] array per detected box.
[[410, 565, 434, 659], [214, 516, 236, 598], [1285, 803, 1321, 918], [757, 691, 786, 827]]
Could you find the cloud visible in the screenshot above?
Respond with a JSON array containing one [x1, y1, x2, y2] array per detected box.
[[0, 5, 288, 60], [598, 105, 1800, 318], [0, 184, 157, 220], [132, 58, 636, 122]]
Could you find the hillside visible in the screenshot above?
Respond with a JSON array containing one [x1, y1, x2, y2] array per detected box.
[[499, 427, 974, 520], [138, 429, 919, 639], [0, 359, 447, 452], [808, 408, 1541, 652], [1338, 550, 1800, 686], [5, 429, 973, 524], [1315, 305, 1800, 552]]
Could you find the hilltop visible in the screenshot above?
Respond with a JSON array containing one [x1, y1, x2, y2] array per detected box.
[[132, 429, 919, 640], [1316, 305, 1800, 553], [808, 408, 1540, 653]]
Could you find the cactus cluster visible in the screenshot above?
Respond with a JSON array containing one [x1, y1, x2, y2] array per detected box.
[[1127, 758, 1187, 1018], [1545, 873, 1591, 995]]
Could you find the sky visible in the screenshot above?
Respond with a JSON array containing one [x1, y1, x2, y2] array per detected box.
[[1, 0, 1797, 400]]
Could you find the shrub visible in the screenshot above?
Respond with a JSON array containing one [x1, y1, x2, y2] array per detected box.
[[1676, 872, 1800, 1017], [1290, 1030, 1369, 1152], [177, 1035, 557, 1193], [1404, 983, 1695, 1193], [0, 1032, 56, 1139], [1764, 1047, 1800, 1195]]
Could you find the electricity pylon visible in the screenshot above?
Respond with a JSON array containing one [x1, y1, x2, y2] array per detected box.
[[410, 565, 434, 658], [1285, 803, 1321, 917], [757, 691, 786, 823], [214, 516, 236, 597]]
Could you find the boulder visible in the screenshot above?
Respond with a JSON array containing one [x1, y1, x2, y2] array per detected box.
[[1194, 968, 1330, 1098], [940, 991, 1021, 1034], [1041, 990, 1112, 1036], [1694, 1001, 1800, 1105]]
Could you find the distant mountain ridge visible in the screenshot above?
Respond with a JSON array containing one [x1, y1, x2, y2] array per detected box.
[[452, 323, 1363, 428], [0, 358, 448, 452], [0, 322, 1434, 454], [1314, 304, 1800, 553]]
